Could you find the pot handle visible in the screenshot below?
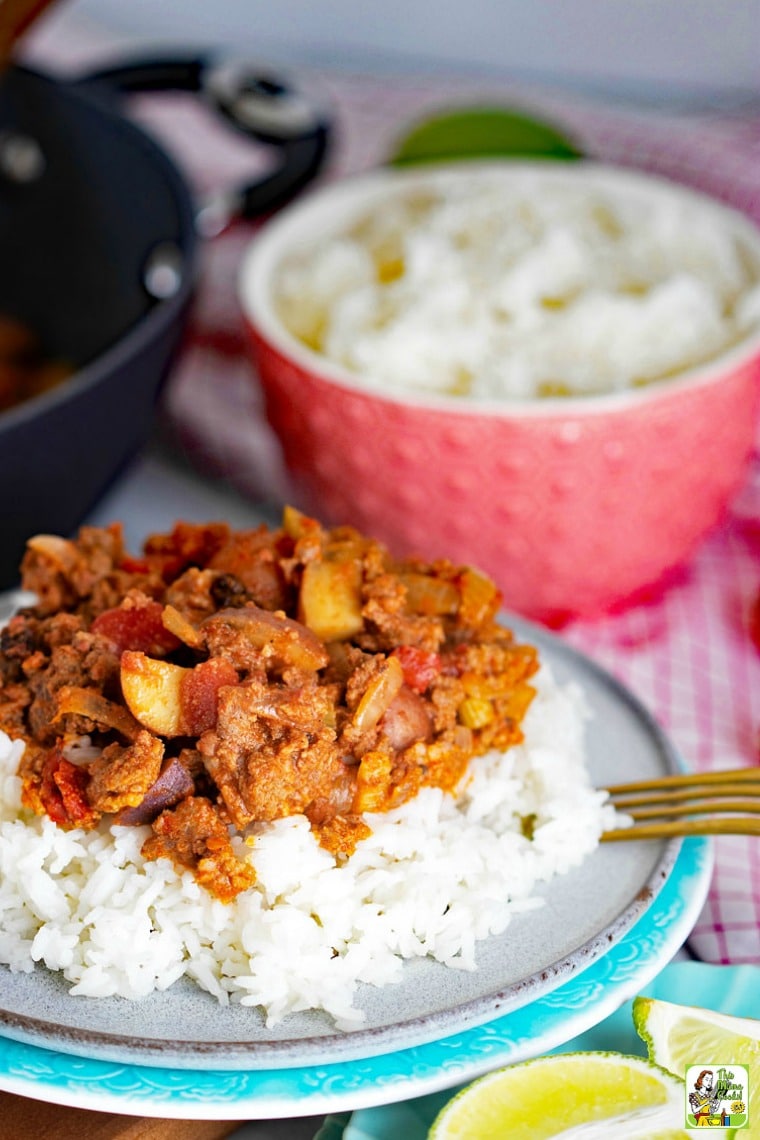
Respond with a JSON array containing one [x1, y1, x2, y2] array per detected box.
[[72, 54, 331, 236]]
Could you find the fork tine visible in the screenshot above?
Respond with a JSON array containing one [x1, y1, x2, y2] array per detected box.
[[605, 767, 760, 796], [622, 797, 760, 820], [608, 784, 760, 808], [601, 767, 760, 840], [602, 817, 760, 841]]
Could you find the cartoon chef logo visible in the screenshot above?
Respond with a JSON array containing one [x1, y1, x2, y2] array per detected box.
[[685, 1065, 749, 1129]]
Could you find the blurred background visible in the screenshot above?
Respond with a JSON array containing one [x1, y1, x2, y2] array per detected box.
[[11, 0, 760, 565], [24, 0, 760, 105]]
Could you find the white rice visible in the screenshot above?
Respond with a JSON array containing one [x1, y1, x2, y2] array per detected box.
[[0, 664, 618, 1028], [276, 173, 760, 399]]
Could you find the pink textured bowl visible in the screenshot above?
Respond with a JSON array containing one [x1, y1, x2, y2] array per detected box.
[[239, 163, 760, 623]]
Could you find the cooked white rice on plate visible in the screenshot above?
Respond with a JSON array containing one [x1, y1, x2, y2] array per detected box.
[[0, 663, 618, 1030]]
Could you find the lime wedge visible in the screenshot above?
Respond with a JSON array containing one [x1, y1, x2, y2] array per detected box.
[[428, 1051, 689, 1138], [634, 995, 758, 1132], [390, 108, 582, 166], [634, 995, 760, 1076]]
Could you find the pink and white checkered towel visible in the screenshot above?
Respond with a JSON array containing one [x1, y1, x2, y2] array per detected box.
[[563, 463, 760, 964]]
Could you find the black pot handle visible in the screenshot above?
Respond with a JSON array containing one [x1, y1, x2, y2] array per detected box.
[[72, 55, 331, 235]]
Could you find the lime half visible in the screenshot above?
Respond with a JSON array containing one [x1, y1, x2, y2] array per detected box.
[[390, 107, 582, 166], [428, 1051, 689, 1139]]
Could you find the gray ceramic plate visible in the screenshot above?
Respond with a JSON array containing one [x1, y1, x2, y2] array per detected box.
[[0, 616, 681, 1070]]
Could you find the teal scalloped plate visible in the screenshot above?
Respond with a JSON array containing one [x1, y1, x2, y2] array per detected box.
[[0, 834, 711, 1120], [339, 957, 758, 1140]]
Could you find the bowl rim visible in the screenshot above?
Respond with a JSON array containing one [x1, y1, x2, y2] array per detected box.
[[239, 158, 760, 420], [0, 66, 199, 438]]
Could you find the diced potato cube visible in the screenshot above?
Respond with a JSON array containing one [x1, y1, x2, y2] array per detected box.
[[399, 573, 459, 616], [120, 651, 186, 736], [457, 567, 500, 627], [299, 559, 364, 641]]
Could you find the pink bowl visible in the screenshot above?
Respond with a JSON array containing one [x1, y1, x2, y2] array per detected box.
[[239, 163, 760, 624]]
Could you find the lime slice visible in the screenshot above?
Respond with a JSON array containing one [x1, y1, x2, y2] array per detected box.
[[390, 108, 582, 166], [428, 1051, 689, 1139], [634, 994, 758, 1130]]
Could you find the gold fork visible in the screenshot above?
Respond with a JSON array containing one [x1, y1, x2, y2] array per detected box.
[[601, 767, 760, 841]]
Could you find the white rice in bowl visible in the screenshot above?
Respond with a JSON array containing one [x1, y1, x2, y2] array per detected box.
[[0, 663, 618, 1029], [275, 167, 760, 400]]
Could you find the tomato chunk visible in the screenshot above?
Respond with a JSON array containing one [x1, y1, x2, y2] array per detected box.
[[391, 646, 441, 694], [180, 658, 239, 735], [92, 599, 181, 656], [39, 749, 98, 828]]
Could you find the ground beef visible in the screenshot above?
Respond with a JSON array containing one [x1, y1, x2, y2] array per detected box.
[[2, 507, 539, 902]]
